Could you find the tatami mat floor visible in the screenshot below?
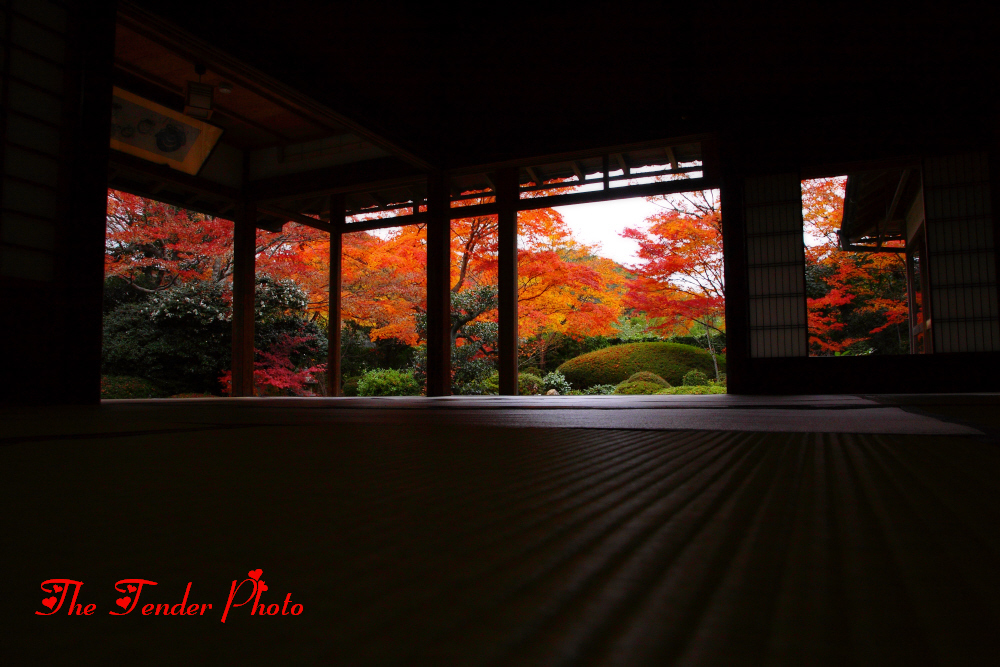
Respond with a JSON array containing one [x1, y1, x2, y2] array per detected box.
[[3, 395, 998, 665]]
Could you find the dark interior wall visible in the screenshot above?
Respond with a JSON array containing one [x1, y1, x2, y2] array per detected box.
[[3, 2, 998, 403], [0, 0, 117, 405]]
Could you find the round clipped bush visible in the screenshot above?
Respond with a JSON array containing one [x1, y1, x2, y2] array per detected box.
[[614, 380, 664, 395], [682, 369, 710, 386], [626, 371, 670, 388], [357, 368, 421, 396], [100, 375, 165, 399], [556, 342, 724, 389], [519, 366, 543, 378], [518, 373, 544, 395]]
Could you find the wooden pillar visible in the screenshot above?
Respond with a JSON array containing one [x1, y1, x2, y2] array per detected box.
[[425, 171, 451, 396], [62, 0, 118, 404], [718, 139, 750, 393], [231, 200, 256, 396], [327, 195, 345, 396], [496, 167, 519, 395]]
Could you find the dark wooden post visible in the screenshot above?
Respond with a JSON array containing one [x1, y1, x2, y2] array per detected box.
[[231, 199, 256, 397], [496, 167, 519, 395], [327, 195, 345, 396], [62, 0, 118, 404], [425, 171, 451, 396], [719, 138, 749, 393]]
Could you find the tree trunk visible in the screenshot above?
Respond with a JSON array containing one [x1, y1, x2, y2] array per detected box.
[[704, 320, 720, 381]]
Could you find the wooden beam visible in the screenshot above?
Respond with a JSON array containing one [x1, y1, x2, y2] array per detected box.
[[571, 161, 585, 182], [614, 153, 629, 175], [525, 166, 544, 187], [328, 195, 345, 396], [425, 171, 451, 396], [448, 202, 497, 220], [252, 156, 425, 202], [665, 146, 678, 171], [444, 132, 712, 176], [516, 175, 720, 211], [342, 212, 425, 233], [256, 204, 332, 233], [108, 149, 241, 201], [883, 168, 911, 228], [106, 178, 236, 221], [496, 168, 519, 396], [231, 199, 257, 397]]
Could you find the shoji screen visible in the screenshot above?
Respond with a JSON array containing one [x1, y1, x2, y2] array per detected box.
[[0, 0, 69, 283], [923, 153, 1000, 352], [744, 174, 808, 357]]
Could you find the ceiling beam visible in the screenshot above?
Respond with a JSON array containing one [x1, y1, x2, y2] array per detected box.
[[252, 156, 426, 202]]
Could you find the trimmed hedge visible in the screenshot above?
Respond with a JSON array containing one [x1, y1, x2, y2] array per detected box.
[[357, 368, 421, 396], [557, 342, 724, 389], [656, 385, 727, 395], [101, 376, 165, 399], [614, 380, 664, 395], [626, 371, 670, 387]]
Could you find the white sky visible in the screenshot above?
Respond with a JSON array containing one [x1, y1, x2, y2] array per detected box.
[[554, 197, 663, 265]]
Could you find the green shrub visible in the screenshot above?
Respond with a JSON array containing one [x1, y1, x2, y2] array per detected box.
[[582, 384, 617, 395], [519, 366, 542, 377], [682, 369, 710, 386], [518, 373, 544, 395], [342, 376, 361, 397], [101, 376, 165, 399], [614, 380, 664, 395], [557, 342, 724, 389], [357, 368, 421, 396], [542, 371, 572, 395], [656, 385, 727, 395], [626, 371, 670, 387]]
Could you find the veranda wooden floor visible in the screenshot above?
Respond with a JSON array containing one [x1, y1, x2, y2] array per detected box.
[[2, 395, 998, 665]]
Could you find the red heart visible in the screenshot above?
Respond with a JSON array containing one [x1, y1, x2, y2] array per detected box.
[[127, 585, 137, 593], [53, 585, 63, 592], [259, 582, 268, 592], [42, 597, 57, 610], [116, 596, 131, 609], [248, 569, 262, 581]]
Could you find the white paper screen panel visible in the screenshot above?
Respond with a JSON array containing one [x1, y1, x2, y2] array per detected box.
[[0, 0, 69, 283], [923, 153, 999, 352], [745, 174, 808, 357]]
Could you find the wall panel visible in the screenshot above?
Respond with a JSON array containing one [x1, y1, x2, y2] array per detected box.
[[744, 173, 808, 357], [924, 153, 1000, 352]]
